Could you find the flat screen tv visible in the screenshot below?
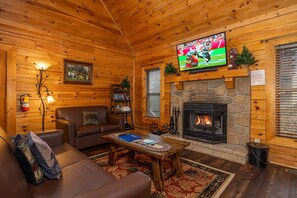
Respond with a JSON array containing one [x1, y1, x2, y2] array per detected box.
[[176, 32, 227, 72]]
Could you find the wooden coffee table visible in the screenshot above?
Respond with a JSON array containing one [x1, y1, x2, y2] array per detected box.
[[102, 130, 190, 191]]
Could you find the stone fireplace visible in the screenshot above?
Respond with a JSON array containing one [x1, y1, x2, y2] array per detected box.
[[167, 78, 250, 164]]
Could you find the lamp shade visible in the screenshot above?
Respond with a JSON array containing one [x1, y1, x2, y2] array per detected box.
[[34, 62, 50, 70], [46, 95, 55, 104]]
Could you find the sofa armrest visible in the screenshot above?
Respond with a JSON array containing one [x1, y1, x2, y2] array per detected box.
[[56, 118, 76, 147], [75, 172, 151, 198], [107, 114, 125, 130], [10, 130, 64, 148], [36, 129, 64, 148]]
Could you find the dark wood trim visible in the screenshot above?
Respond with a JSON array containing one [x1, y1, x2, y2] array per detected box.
[[0, 50, 7, 131]]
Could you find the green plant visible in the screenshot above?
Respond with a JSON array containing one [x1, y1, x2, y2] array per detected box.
[[121, 76, 130, 89], [235, 46, 256, 66], [164, 63, 177, 75]]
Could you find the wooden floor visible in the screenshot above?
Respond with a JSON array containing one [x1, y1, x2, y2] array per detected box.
[[180, 150, 297, 198], [82, 144, 297, 198]]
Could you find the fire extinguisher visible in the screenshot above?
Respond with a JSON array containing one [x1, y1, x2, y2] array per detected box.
[[20, 94, 31, 111]]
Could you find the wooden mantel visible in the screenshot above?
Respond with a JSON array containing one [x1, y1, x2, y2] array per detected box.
[[165, 67, 249, 89]]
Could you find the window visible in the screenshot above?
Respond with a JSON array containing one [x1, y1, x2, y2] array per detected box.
[[146, 69, 160, 117], [276, 42, 297, 138]]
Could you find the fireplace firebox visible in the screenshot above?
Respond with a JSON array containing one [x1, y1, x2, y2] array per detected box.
[[183, 102, 227, 144]]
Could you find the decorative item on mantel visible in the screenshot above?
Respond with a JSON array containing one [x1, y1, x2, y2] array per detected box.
[[120, 76, 131, 90], [235, 46, 256, 69], [228, 48, 238, 70], [164, 63, 179, 76]]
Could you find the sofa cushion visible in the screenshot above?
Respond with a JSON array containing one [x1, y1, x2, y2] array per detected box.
[[82, 111, 99, 126], [31, 159, 116, 198], [100, 123, 121, 133], [14, 134, 44, 185], [53, 144, 87, 168], [27, 131, 62, 180], [76, 125, 101, 138]]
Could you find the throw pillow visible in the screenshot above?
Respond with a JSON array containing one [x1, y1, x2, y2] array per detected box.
[[14, 134, 44, 185], [82, 111, 99, 126], [27, 131, 62, 179]]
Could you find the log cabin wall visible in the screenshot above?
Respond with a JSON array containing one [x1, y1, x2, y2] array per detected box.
[[102, 0, 297, 167], [0, 0, 134, 135]]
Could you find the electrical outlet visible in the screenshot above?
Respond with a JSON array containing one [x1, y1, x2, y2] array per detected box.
[[254, 138, 260, 143]]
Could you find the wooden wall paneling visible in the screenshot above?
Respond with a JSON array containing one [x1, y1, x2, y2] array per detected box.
[[251, 90, 266, 100], [132, 57, 136, 128], [6, 47, 17, 135], [0, 50, 7, 131], [5, 43, 133, 133], [250, 128, 266, 141], [160, 63, 170, 125], [269, 137, 297, 167], [250, 85, 266, 140], [270, 151, 297, 167], [251, 98, 266, 109], [134, 66, 143, 128], [0, 33, 36, 49], [265, 42, 276, 141], [251, 99, 266, 120]]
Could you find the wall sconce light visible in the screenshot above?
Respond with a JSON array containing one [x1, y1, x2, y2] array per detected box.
[[34, 62, 55, 131]]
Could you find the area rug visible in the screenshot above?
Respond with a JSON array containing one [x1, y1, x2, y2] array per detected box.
[[90, 150, 234, 198]]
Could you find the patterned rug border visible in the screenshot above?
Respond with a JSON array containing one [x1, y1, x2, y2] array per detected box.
[[89, 150, 234, 198], [180, 158, 235, 198]]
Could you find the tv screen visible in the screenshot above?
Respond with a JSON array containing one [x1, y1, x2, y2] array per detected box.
[[176, 32, 227, 72]]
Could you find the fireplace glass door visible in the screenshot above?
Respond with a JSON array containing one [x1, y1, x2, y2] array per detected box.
[[183, 102, 227, 144], [190, 113, 213, 133]]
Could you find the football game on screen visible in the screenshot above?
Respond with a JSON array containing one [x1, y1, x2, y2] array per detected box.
[[177, 32, 227, 71]]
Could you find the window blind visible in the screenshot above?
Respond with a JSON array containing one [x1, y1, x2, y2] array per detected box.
[[276, 42, 297, 138]]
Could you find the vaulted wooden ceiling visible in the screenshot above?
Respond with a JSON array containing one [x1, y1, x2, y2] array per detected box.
[[102, 0, 297, 52], [0, 0, 132, 54]]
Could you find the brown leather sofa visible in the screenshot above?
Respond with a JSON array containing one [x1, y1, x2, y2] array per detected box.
[[0, 127, 151, 198], [56, 106, 124, 149]]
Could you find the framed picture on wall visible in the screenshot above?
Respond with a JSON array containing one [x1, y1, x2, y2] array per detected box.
[[64, 59, 93, 85]]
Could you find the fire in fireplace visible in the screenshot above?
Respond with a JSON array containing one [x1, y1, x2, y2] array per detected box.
[[183, 102, 227, 144], [195, 115, 212, 126]]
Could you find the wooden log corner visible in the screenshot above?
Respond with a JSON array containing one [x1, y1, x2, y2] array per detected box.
[[174, 82, 183, 90], [225, 77, 235, 89]]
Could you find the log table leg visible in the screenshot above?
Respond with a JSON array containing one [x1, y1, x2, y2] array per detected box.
[[108, 143, 117, 166], [151, 157, 164, 191], [172, 153, 182, 177], [128, 149, 136, 159]]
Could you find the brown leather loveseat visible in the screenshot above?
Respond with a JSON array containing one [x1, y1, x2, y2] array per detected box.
[[0, 127, 151, 198], [56, 106, 124, 149]]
